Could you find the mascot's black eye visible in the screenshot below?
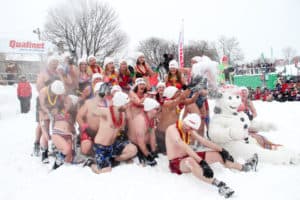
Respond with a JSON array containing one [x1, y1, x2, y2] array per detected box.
[[228, 96, 232, 100], [236, 96, 240, 99]]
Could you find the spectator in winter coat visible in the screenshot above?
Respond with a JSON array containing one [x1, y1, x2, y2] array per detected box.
[[17, 75, 32, 113]]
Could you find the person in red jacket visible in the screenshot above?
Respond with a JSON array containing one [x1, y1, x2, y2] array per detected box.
[[17, 75, 32, 113]]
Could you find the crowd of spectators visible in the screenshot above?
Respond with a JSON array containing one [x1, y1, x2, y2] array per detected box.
[[247, 75, 300, 102], [234, 63, 276, 75]]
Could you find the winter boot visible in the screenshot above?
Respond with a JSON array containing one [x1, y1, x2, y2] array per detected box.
[[41, 148, 49, 164], [212, 179, 234, 198], [33, 142, 40, 157], [218, 183, 235, 198], [242, 153, 258, 172], [52, 152, 65, 170]]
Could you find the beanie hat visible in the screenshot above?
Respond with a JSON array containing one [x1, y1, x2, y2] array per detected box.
[[183, 113, 201, 130], [144, 98, 160, 111], [111, 85, 122, 94], [51, 80, 65, 95], [112, 91, 129, 107], [92, 73, 103, 82], [78, 58, 87, 66], [135, 78, 146, 86], [136, 52, 145, 59], [163, 86, 178, 99], [88, 55, 96, 62], [103, 57, 114, 68], [157, 82, 166, 88], [169, 60, 179, 69], [68, 94, 79, 106]]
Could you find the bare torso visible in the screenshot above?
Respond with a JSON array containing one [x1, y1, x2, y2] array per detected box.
[[165, 124, 187, 160], [157, 101, 179, 132], [94, 107, 126, 146]]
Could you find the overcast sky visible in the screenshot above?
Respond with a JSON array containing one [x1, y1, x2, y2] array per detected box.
[[0, 0, 299, 61]]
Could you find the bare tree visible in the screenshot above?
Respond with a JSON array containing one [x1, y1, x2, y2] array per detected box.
[[44, 0, 128, 61], [137, 37, 177, 66], [216, 35, 244, 64], [184, 40, 218, 66], [282, 46, 297, 64]]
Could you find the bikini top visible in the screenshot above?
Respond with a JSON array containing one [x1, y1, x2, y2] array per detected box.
[[54, 110, 73, 125]]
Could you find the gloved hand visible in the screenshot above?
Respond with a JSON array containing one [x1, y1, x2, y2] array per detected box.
[[145, 154, 157, 166], [150, 151, 159, 159], [219, 148, 234, 163], [199, 160, 214, 178]]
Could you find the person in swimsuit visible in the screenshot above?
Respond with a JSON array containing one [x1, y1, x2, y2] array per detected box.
[[38, 80, 66, 163], [86, 92, 137, 174], [102, 57, 119, 86], [134, 53, 155, 90], [128, 98, 160, 166], [52, 94, 78, 169], [166, 114, 258, 198]]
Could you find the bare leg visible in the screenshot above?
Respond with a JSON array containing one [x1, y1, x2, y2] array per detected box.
[[81, 140, 93, 155], [115, 143, 137, 162], [52, 134, 73, 163], [180, 157, 214, 184], [90, 164, 112, 174], [205, 151, 243, 171]]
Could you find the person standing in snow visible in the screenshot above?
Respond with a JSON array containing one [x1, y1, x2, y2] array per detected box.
[[166, 113, 258, 198], [17, 75, 32, 113], [38, 80, 66, 163], [127, 98, 160, 166]]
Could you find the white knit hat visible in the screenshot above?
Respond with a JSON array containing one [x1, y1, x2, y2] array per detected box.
[[119, 59, 127, 65], [51, 80, 65, 95], [112, 91, 129, 107], [78, 58, 87, 65], [169, 60, 179, 69], [136, 52, 145, 59], [68, 94, 79, 106], [111, 85, 122, 94], [94, 82, 104, 94], [135, 78, 146, 86], [163, 86, 178, 99], [157, 82, 166, 88], [92, 73, 103, 82], [144, 98, 160, 112], [103, 57, 114, 68], [88, 55, 96, 62], [183, 113, 201, 130], [47, 55, 59, 66]]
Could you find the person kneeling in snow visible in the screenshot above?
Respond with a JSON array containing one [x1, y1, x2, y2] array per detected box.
[[166, 113, 258, 198], [84, 92, 137, 174]]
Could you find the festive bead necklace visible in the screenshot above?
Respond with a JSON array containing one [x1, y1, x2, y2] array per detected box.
[[109, 106, 123, 128], [47, 86, 58, 106], [176, 120, 190, 144], [136, 65, 148, 76]]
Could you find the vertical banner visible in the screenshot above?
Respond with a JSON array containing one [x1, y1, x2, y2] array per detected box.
[[178, 19, 184, 68]]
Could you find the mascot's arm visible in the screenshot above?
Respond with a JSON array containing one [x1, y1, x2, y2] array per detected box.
[[249, 118, 277, 132], [191, 130, 222, 151]]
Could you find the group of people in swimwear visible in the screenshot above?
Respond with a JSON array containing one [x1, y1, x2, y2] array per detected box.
[[32, 53, 259, 198]]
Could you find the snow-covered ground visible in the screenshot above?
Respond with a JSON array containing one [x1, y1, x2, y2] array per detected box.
[[0, 84, 300, 200]]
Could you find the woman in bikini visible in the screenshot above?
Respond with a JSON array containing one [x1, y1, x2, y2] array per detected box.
[[118, 59, 133, 93], [135, 53, 155, 90], [239, 87, 281, 150], [51, 95, 78, 169], [102, 57, 119, 86], [165, 60, 186, 90]]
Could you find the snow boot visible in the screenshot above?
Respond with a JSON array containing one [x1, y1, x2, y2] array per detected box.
[[41, 148, 49, 164], [242, 153, 258, 172], [33, 142, 40, 157]]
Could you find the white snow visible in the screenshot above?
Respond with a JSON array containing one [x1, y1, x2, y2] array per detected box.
[[0, 85, 300, 200]]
